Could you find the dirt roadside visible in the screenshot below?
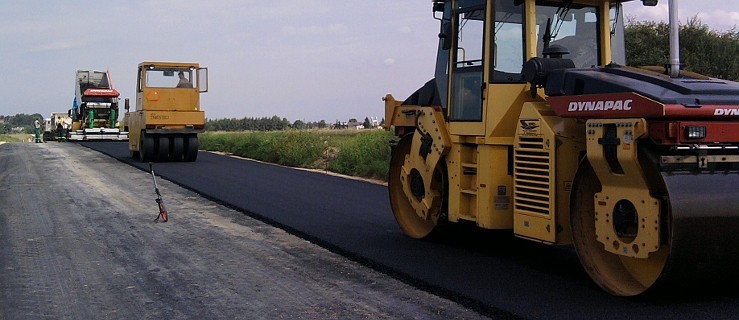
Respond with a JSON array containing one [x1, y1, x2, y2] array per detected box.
[[0, 142, 488, 320]]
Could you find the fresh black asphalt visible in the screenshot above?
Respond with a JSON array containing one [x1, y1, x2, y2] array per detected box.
[[82, 141, 739, 320]]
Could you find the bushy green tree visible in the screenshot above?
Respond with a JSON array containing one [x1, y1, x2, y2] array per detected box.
[[292, 119, 307, 130], [625, 17, 739, 81]]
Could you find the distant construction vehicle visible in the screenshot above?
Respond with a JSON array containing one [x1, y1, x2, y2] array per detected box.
[[43, 112, 72, 141], [68, 69, 128, 141], [126, 61, 208, 162]]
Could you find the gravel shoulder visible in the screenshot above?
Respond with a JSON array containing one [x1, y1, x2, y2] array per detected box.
[[0, 142, 487, 319]]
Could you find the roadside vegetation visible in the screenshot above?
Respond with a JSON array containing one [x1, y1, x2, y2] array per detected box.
[[1, 113, 44, 135], [200, 129, 394, 181], [0, 134, 27, 143]]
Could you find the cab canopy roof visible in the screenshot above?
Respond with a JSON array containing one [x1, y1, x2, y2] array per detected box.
[[138, 61, 200, 69]]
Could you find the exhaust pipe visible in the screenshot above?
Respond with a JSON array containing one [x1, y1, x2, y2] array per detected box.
[[668, 0, 680, 78]]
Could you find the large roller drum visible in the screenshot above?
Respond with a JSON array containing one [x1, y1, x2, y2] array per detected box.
[[571, 160, 739, 296], [389, 134, 446, 239]]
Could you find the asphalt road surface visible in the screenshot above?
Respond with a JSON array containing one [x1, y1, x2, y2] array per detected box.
[[76, 141, 739, 320], [0, 142, 487, 320], [6, 141, 739, 319]]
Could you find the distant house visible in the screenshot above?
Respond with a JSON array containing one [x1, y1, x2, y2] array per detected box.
[[347, 118, 363, 130], [370, 116, 380, 128], [331, 121, 348, 129]]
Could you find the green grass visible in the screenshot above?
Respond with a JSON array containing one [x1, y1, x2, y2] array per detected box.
[[0, 134, 29, 143], [200, 129, 393, 181], [325, 130, 393, 180]]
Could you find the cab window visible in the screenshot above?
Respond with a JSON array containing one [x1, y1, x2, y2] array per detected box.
[[450, 0, 485, 121]]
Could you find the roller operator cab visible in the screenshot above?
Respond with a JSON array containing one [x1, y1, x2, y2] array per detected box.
[[384, 0, 739, 296], [127, 61, 208, 162]]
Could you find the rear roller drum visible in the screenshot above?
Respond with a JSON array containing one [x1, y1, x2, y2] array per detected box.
[[389, 135, 446, 239]]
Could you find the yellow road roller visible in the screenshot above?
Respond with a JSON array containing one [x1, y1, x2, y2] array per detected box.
[[126, 61, 208, 162], [384, 0, 739, 296]]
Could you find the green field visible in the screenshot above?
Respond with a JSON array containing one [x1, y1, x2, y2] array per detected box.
[[200, 129, 394, 181]]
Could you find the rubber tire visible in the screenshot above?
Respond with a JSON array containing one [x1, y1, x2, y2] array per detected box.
[[184, 134, 198, 162], [139, 132, 154, 162], [171, 135, 184, 162], [157, 135, 170, 162]]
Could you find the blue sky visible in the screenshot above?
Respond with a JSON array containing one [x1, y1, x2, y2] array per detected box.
[[0, 1, 736, 122]]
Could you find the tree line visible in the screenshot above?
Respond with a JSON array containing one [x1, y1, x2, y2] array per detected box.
[[205, 116, 382, 132], [0, 114, 43, 134], [205, 116, 292, 132]]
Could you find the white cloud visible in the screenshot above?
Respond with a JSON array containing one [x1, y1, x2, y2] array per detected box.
[[383, 58, 396, 66], [694, 10, 739, 30], [30, 39, 88, 53], [623, 2, 738, 31]]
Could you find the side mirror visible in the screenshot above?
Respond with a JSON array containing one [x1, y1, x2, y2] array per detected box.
[[198, 68, 209, 93]]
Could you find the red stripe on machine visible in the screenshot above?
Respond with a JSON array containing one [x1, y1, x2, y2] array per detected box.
[[83, 88, 120, 97], [664, 105, 739, 118]]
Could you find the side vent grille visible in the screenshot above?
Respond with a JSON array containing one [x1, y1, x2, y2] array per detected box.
[[514, 137, 553, 215]]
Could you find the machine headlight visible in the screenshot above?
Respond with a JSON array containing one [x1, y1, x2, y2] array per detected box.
[[685, 126, 707, 139]]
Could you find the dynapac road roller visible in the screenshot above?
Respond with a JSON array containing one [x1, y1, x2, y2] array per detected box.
[[384, 0, 739, 296], [127, 61, 208, 162]]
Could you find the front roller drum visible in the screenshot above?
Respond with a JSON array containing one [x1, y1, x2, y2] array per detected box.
[[571, 161, 739, 296], [389, 135, 446, 239]]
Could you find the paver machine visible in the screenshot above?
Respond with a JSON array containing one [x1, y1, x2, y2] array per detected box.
[[384, 0, 739, 296], [68, 69, 128, 141], [126, 61, 208, 162]]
